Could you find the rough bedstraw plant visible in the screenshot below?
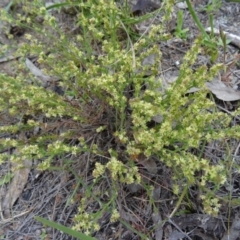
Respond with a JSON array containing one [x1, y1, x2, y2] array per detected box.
[[1, 0, 240, 237]]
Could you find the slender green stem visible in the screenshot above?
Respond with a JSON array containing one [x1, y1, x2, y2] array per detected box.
[[209, 14, 214, 38], [225, 0, 240, 2], [168, 185, 188, 218], [185, 0, 209, 40]]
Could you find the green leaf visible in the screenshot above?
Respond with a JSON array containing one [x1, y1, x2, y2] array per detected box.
[[225, 0, 240, 2], [185, 0, 209, 40], [177, 10, 184, 31], [35, 216, 97, 240], [0, 173, 14, 186], [202, 39, 217, 49]]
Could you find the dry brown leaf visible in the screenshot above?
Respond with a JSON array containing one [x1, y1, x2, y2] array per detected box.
[[1, 152, 31, 218], [206, 79, 240, 101], [138, 154, 157, 174], [152, 211, 163, 239], [222, 214, 240, 240], [152, 186, 161, 201], [127, 183, 143, 193], [168, 230, 186, 240], [154, 74, 240, 105]]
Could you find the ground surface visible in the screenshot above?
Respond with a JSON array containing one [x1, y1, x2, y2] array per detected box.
[[1, 0, 240, 240]]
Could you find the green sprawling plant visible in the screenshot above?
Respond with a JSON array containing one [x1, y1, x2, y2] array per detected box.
[[1, 0, 240, 238]]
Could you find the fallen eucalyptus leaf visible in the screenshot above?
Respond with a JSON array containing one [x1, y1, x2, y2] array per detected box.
[[151, 74, 240, 124], [2, 152, 31, 217], [152, 211, 163, 239], [152, 186, 161, 201], [127, 183, 143, 193], [206, 79, 240, 101], [138, 154, 157, 174], [169, 230, 187, 240], [222, 214, 240, 240]]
